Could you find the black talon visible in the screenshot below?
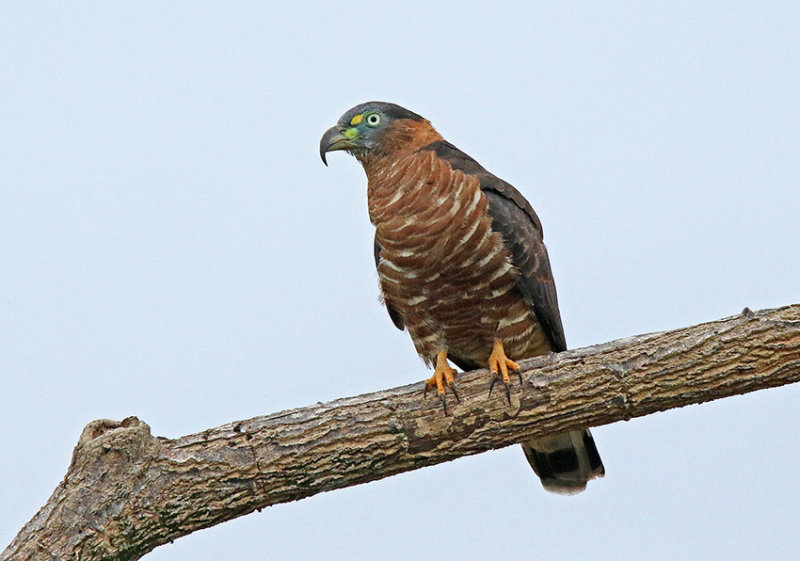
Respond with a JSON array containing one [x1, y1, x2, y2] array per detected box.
[[449, 381, 460, 403], [517, 369, 524, 386], [440, 394, 449, 416], [488, 374, 498, 397], [504, 382, 512, 404]]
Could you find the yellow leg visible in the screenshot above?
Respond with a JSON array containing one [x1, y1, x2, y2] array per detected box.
[[424, 350, 459, 414], [425, 350, 457, 395], [488, 339, 521, 401]]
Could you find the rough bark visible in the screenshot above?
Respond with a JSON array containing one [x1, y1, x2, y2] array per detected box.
[[4, 304, 799, 561]]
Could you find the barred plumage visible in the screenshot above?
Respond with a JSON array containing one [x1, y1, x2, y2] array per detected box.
[[321, 102, 604, 494]]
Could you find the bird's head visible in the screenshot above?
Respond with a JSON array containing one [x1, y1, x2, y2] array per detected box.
[[320, 101, 438, 166]]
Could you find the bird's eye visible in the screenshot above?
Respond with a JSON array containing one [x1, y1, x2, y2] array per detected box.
[[366, 113, 381, 127]]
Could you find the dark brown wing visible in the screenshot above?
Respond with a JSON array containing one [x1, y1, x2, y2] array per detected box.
[[482, 189, 567, 351], [373, 234, 405, 330], [419, 141, 567, 351]]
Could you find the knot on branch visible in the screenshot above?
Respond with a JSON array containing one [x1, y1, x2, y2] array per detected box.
[[67, 416, 157, 483], [77, 416, 149, 447]]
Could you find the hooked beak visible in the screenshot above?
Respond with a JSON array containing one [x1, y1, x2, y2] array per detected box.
[[319, 126, 353, 166]]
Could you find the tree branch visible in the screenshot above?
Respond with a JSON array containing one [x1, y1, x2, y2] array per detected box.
[[4, 304, 800, 561]]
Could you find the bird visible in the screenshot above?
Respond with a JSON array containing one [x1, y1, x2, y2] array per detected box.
[[320, 101, 604, 494]]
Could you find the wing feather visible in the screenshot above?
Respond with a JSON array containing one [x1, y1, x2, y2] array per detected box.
[[373, 235, 405, 330], [419, 141, 567, 351]]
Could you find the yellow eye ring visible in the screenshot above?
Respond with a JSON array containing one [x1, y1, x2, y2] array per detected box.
[[365, 113, 381, 127]]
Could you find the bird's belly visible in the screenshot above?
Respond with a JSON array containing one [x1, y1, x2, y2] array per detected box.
[[369, 156, 552, 365], [377, 224, 547, 365]]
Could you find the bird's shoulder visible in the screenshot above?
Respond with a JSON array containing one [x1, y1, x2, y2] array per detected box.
[[417, 140, 544, 238], [417, 139, 567, 352]]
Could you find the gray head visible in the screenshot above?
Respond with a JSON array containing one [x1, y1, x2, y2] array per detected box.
[[319, 101, 426, 165]]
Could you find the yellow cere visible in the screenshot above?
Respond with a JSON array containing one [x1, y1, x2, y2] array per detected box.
[[349, 113, 363, 125], [344, 127, 358, 139]]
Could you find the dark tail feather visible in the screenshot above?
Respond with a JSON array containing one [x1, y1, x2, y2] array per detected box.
[[522, 429, 604, 495]]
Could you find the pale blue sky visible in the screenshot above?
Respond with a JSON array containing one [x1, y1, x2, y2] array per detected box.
[[2, 3, 799, 560]]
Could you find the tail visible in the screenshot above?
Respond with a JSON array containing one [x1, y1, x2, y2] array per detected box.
[[522, 429, 604, 495]]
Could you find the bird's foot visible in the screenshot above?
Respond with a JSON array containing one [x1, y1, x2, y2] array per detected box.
[[424, 350, 459, 415], [488, 339, 521, 403]]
